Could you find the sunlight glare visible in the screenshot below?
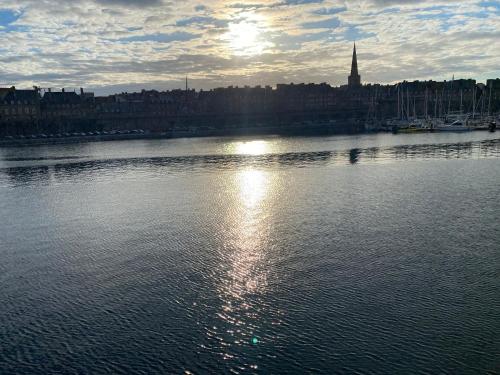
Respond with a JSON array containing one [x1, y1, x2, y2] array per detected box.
[[239, 169, 267, 209], [236, 140, 268, 155], [224, 15, 272, 56]]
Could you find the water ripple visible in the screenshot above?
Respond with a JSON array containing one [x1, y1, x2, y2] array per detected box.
[[0, 135, 499, 373], [0, 138, 499, 187]]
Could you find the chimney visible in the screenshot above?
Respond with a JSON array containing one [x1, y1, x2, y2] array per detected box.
[[80, 88, 84, 95], [62, 88, 65, 93]]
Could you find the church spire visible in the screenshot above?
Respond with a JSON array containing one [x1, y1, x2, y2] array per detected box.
[[348, 42, 361, 88], [351, 43, 358, 76]]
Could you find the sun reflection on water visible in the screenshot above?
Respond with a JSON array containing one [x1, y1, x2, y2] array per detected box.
[[224, 169, 269, 299], [239, 169, 267, 208], [210, 168, 278, 368], [235, 140, 269, 156]]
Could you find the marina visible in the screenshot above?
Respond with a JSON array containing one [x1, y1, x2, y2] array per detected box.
[[386, 79, 498, 133]]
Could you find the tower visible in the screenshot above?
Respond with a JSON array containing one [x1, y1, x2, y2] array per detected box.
[[348, 43, 361, 88]]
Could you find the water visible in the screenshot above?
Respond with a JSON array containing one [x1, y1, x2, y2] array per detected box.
[[1, 132, 499, 374]]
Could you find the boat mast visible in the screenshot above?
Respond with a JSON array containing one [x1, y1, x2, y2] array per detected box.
[[401, 86, 405, 120], [406, 86, 410, 120], [397, 84, 400, 119], [472, 85, 476, 119], [481, 90, 485, 118], [448, 75, 455, 115], [413, 94, 416, 119], [434, 88, 438, 118], [460, 89, 463, 113], [488, 81, 492, 116], [440, 83, 445, 118], [424, 87, 428, 119]]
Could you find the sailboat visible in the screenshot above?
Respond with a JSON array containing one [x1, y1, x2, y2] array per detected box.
[[387, 84, 430, 133], [436, 115, 472, 131], [435, 77, 472, 132]]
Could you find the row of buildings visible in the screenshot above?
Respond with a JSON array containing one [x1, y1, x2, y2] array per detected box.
[[1, 45, 499, 136], [0, 87, 95, 122]]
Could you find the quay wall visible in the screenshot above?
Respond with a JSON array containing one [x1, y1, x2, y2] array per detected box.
[[0, 107, 368, 138]]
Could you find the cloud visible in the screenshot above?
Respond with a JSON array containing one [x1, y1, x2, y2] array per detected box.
[[117, 32, 200, 43], [0, 0, 498, 93], [301, 17, 340, 29], [95, 0, 164, 7]]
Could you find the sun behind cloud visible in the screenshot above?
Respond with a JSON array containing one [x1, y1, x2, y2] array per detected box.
[[0, 0, 499, 91], [223, 13, 273, 56]]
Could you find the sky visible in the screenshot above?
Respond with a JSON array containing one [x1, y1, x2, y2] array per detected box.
[[0, 0, 499, 94]]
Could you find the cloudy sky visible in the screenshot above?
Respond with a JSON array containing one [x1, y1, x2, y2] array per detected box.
[[0, 0, 499, 94]]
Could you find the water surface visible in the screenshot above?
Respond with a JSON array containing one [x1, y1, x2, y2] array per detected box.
[[1, 132, 499, 374]]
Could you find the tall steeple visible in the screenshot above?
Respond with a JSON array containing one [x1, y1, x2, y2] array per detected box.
[[348, 42, 361, 88]]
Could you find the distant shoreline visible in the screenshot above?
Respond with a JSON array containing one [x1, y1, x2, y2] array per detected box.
[[0, 133, 161, 147], [1, 124, 495, 148], [0, 123, 367, 147]]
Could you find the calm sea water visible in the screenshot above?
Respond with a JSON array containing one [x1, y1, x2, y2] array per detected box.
[[1, 132, 499, 374]]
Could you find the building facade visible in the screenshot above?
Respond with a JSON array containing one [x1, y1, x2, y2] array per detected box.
[[0, 87, 40, 122]]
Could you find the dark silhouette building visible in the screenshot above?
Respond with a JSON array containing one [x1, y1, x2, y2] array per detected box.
[[348, 43, 361, 88], [0, 86, 40, 120]]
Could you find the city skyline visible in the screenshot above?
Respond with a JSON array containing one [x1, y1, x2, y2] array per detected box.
[[0, 0, 499, 94]]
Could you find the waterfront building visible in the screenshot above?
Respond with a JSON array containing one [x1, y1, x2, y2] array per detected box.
[[0, 86, 40, 121], [41, 88, 94, 118], [0, 87, 41, 136], [487, 78, 500, 89], [1, 71, 499, 137]]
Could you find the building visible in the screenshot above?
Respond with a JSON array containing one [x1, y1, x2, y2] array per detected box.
[[41, 88, 94, 118], [487, 78, 500, 90], [0, 86, 41, 136], [348, 43, 361, 88], [0, 86, 40, 122]]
